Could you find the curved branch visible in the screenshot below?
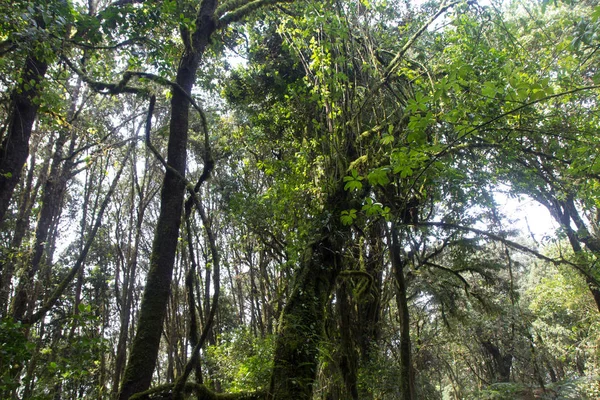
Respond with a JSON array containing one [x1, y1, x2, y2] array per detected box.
[[62, 57, 211, 137], [61, 56, 148, 96]]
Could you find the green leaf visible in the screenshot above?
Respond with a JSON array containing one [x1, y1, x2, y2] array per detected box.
[[481, 82, 497, 98], [380, 134, 394, 145], [593, 5, 600, 22], [344, 180, 363, 191], [343, 169, 363, 191], [340, 209, 357, 225], [367, 167, 390, 186]]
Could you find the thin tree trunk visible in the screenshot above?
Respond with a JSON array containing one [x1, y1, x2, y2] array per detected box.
[[12, 76, 81, 320], [0, 138, 39, 316], [390, 224, 415, 400]]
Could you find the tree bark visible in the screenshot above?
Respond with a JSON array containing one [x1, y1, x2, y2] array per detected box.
[[117, 2, 218, 398], [11, 129, 72, 320], [0, 138, 39, 316], [336, 280, 359, 400], [0, 53, 49, 225], [481, 339, 512, 383]]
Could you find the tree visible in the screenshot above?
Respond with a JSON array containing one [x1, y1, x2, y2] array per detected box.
[[2, 1, 600, 399]]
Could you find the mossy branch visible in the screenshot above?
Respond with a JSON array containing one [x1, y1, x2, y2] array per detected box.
[[383, 0, 462, 82], [61, 56, 148, 96], [217, 0, 294, 29], [337, 270, 375, 298], [338, 270, 374, 281], [215, 0, 248, 17], [62, 56, 210, 139], [353, 0, 462, 119]]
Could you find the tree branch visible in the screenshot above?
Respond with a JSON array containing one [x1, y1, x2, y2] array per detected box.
[[61, 56, 148, 96], [406, 85, 600, 198], [423, 261, 470, 293], [353, 0, 462, 118], [383, 0, 462, 82], [412, 221, 600, 288], [217, 0, 294, 29]]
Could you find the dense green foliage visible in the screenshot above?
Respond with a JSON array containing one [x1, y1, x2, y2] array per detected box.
[[0, 0, 599, 399]]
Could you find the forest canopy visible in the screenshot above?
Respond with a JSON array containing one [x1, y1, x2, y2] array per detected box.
[[0, 0, 599, 399]]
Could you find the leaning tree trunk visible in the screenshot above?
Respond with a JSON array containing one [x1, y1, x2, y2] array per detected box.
[[117, 2, 219, 399]]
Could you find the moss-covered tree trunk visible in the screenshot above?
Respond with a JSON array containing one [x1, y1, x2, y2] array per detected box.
[[269, 235, 343, 399], [269, 188, 348, 399], [117, 2, 218, 399], [337, 280, 360, 400]]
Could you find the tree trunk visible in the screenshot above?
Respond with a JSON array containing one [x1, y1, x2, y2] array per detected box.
[[0, 53, 49, 225], [269, 233, 344, 400], [117, 3, 218, 398], [0, 138, 39, 316], [11, 129, 71, 320], [269, 184, 348, 399], [356, 222, 384, 400], [550, 196, 600, 312], [336, 280, 359, 400], [481, 339, 512, 383], [390, 224, 415, 400]]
